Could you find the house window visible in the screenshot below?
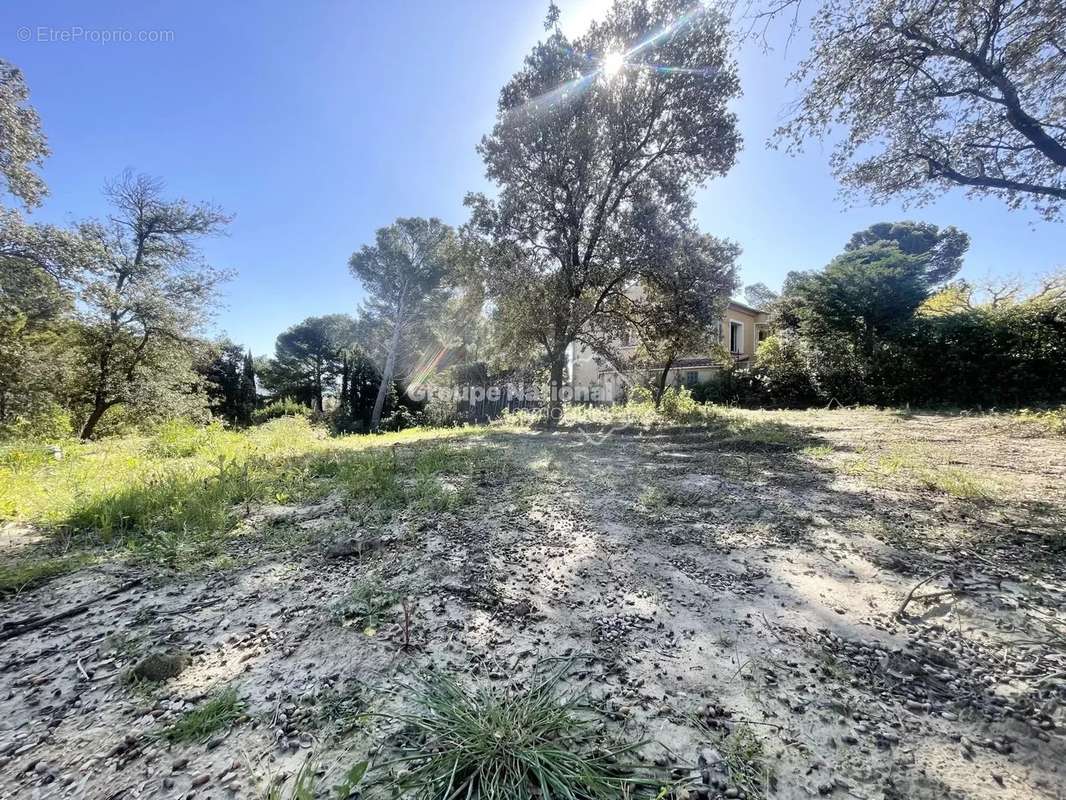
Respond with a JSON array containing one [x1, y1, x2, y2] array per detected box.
[[757, 327, 769, 343], [685, 370, 699, 386], [729, 321, 744, 354]]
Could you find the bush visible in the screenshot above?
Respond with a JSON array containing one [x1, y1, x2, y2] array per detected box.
[[381, 405, 424, 432], [627, 385, 654, 406], [659, 386, 699, 421], [0, 402, 74, 442], [251, 398, 310, 425]]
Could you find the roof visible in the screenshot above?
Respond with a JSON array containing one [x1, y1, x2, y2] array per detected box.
[[726, 298, 766, 315]]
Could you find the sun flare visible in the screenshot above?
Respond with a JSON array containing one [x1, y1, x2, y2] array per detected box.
[[602, 51, 625, 77]]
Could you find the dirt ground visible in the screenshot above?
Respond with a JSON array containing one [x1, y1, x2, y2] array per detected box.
[[1, 408, 1065, 800]]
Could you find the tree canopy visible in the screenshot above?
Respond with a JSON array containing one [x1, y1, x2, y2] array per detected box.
[[349, 217, 456, 430], [773, 0, 1066, 219], [467, 0, 741, 413], [73, 171, 231, 439], [0, 60, 49, 209]]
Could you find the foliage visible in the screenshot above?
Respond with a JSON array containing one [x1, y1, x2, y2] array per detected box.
[[0, 60, 49, 208], [262, 314, 358, 411], [251, 398, 311, 425], [0, 400, 74, 441], [332, 578, 399, 634], [0, 417, 491, 578], [373, 665, 662, 799], [338, 346, 382, 431], [626, 386, 654, 406], [786, 243, 951, 357], [775, 0, 1066, 219], [845, 221, 968, 284], [349, 217, 457, 431], [267, 756, 368, 800], [658, 386, 698, 421], [72, 171, 231, 439], [619, 233, 739, 403], [160, 687, 244, 743], [466, 0, 740, 417], [198, 339, 258, 425], [0, 551, 93, 595]]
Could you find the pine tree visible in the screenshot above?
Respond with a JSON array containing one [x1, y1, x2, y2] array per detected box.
[[238, 349, 258, 424]]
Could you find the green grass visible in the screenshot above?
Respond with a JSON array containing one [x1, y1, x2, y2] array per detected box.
[[160, 687, 244, 743], [723, 724, 775, 800], [0, 417, 497, 577], [372, 666, 666, 800], [0, 551, 94, 595], [843, 444, 997, 500], [331, 578, 399, 634]]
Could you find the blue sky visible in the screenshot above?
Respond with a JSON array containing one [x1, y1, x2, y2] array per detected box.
[[6, 0, 1062, 357]]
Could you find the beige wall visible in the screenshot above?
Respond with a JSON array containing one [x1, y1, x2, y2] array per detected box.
[[568, 301, 770, 396]]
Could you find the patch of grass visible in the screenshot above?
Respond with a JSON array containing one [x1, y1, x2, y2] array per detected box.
[[843, 445, 997, 500], [921, 467, 994, 499], [1009, 406, 1066, 436], [266, 755, 368, 800], [331, 578, 399, 634], [801, 444, 834, 459], [0, 551, 94, 595], [160, 687, 244, 743], [723, 724, 775, 800], [0, 418, 493, 563], [373, 666, 666, 799]]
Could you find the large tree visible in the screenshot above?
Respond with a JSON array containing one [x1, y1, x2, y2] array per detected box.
[[610, 232, 739, 403], [845, 220, 969, 283], [787, 242, 953, 357], [198, 339, 258, 425], [0, 60, 49, 209], [73, 171, 231, 439], [770, 0, 1066, 219], [349, 217, 455, 431], [467, 0, 740, 418], [266, 313, 358, 411]]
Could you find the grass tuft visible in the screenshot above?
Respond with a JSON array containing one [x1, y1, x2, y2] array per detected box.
[[160, 687, 244, 743], [723, 724, 775, 800], [373, 665, 665, 799]]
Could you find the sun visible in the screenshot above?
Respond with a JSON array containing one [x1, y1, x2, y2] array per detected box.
[[602, 51, 625, 78]]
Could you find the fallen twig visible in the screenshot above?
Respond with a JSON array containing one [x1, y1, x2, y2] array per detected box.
[[0, 578, 144, 643], [896, 570, 947, 620]]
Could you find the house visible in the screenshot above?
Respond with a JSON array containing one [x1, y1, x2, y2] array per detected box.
[[567, 299, 770, 401]]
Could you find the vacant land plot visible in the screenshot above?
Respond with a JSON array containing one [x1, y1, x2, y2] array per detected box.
[[1, 408, 1064, 799]]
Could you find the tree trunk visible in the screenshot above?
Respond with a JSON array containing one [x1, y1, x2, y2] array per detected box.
[[340, 353, 350, 417], [79, 399, 109, 440], [370, 312, 404, 432], [654, 355, 676, 408], [546, 354, 566, 427]]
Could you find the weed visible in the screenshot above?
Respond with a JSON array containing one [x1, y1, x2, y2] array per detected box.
[[317, 683, 368, 736], [332, 579, 399, 634], [722, 724, 775, 800], [372, 665, 666, 799], [801, 444, 834, 458], [266, 755, 368, 800], [160, 687, 244, 743]]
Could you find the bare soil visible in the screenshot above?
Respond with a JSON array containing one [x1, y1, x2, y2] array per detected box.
[[2, 409, 1065, 800]]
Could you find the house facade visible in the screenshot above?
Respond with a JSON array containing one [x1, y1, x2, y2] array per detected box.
[[567, 299, 770, 401]]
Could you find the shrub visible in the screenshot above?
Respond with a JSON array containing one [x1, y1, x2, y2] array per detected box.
[[0, 402, 74, 442], [251, 398, 310, 424], [381, 405, 424, 432], [627, 385, 654, 406], [659, 386, 698, 420]]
